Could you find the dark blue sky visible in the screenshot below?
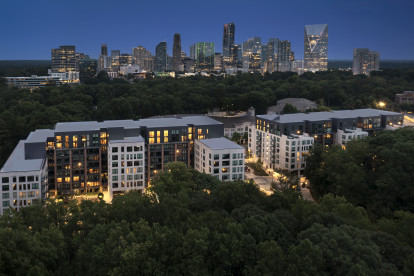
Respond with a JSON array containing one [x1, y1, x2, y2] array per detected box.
[[1, 0, 413, 60]]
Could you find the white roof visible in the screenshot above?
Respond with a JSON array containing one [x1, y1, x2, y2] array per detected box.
[[198, 138, 243, 150], [1, 141, 44, 173]]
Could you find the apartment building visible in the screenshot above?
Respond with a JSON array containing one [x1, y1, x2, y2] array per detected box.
[[0, 115, 224, 214], [195, 138, 244, 181], [249, 109, 403, 175]]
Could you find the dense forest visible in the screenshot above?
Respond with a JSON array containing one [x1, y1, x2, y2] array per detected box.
[[0, 162, 413, 275], [1, 69, 414, 166]]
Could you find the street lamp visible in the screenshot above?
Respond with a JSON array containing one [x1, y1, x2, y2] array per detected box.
[[378, 101, 386, 108]]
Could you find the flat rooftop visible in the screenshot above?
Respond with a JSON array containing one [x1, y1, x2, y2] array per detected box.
[[1, 140, 44, 173], [198, 138, 244, 150], [257, 109, 402, 124], [109, 136, 145, 144]]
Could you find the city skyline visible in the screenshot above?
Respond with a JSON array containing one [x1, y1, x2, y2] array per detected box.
[[1, 0, 414, 60]]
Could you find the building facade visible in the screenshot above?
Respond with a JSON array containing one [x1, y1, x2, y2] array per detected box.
[[194, 42, 215, 72], [304, 24, 328, 72], [172, 33, 183, 72], [352, 48, 380, 76], [242, 37, 262, 73], [248, 109, 403, 175], [6, 75, 61, 89], [195, 138, 244, 181], [155, 42, 167, 72], [222, 23, 236, 70], [395, 91, 414, 105]]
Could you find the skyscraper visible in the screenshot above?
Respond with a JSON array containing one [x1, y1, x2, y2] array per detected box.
[[172, 33, 183, 72], [51, 45, 77, 73], [214, 53, 223, 72], [242, 37, 262, 73], [265, 38, 279, 73], [101, 44, 108, 56], [278, 41, 292, 72], [353, 48, 380, 76], [155, 42, 167, 72], [304, 24, 328, 72], [194, 42, 215, 72], [222, 23, 236, 70], [111, 50, 121, 72], [132, 46, 151, 69]]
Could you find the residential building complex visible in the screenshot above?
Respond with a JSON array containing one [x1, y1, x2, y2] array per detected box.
[[304, 24, 328, 72], [249, 109, 403, 174], [353, 48, 380, 76], [195, 138, 244, 181], [0, 115, 226, 214]]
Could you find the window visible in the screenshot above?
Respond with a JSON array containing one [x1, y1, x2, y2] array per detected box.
[[2, 193, 9, 199], [214, 161, 219, 167], [19, 176, 26, 183], [112, 183, 118, 188], [2, 185, 9, 191], [112, 169, 118, 174], [127, 147, 133, 152], [32, 183, 39, 189], [112, 155, 118, 160], [112, 147, 118, 153], [112, 176, 118, 181], [222, 154, 230, 159], [1, 177, 9, 184], [214, 154, 219, 160], [2, 201, 10, 207], [214, 168, 219, 174], [27, 176, 34, 182]]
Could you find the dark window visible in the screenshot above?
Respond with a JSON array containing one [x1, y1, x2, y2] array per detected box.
[[112, 147, 118, 153], [19, 176, 26, 183], [127, 147, 133, 152], [27, 176, 35, 182], [1, 177, 9, 183], [2, 185, 9, 191]]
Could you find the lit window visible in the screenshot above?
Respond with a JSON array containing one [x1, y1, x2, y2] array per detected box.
[[57, 178, 62, 183], [149, 131, 154, 138], [164, 130, 168, 137]]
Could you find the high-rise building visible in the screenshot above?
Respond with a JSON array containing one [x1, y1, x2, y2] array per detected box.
[[278, 41, 292, 72], [242, 37, 262, 73], [155, 42, 167, 72], [119, 54, 133, 66], [111, 50, 121, 72], [101, 44, 108, 56], [304, 24, 328, 72], [132, 46, 151, 69], [353, 48, 380, 76], [222, 23, 236, 70], [79, 57, 97, 81], [190, 44, 196, 60], [194, 42, 215, 72], [214, 53, 223, 72], [265, 38, 279, 73], [51, 46, 77, 73], [172, 33, 183, 72]]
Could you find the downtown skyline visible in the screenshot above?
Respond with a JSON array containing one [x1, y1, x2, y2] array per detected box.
[[1, 0, 414, 60]]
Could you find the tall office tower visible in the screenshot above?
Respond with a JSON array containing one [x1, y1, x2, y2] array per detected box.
[[172, 33, 183, 71], [101, 44, 108, 56], [235, 44, 243, 69], [353, 48, 380, 76], [51, 45, 77, 73], [143, 56, 155, 72], [194, 42, 215, 72], [119, 54, 133, 66], [261, 44, 268, 71], [111, 50, 121, 72], [242, 37, 262, 73], [278, 41, 292, 72], [214, 53, 223, 72], [304, 24, 328, 72], [132, 46, 151, 69], [265, 38, 279, 73], [167, 55, 173, 71], [79, 57, 97, 82], [190, 44, 196, 60], [222, 22, 236, 70], [155, 42, 167, 72]]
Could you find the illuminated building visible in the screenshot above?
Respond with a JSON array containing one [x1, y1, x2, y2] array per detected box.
[[133, 46, 151, 69], [248, 109, 403, 175], [222, 23, 236, 70], [195, 138, 245, 181], [50, 45, 79, 82], [242, 37, 262, 73], [194, 42, 215, 72], [0, 116, 224, 213], [155, 42, 167, 72], [6, 75, 61, 90], [214, 53, 223, 72], [304, 24, 328, 72], [111, 50, 121, 72], [78, 57, 97, 82], [172, 33, 183, 71], [352, 48, 380, 76]]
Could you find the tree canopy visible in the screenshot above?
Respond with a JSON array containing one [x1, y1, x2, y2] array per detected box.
[[1, 162, 413, 275]]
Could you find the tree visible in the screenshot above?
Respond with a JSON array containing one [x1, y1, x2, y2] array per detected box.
[[281, 103, 299, 114]]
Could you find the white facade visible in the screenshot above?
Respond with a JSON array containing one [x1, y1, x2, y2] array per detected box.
[[336, 128, 368, 146], [107, 137, 145, 200], [248, 126, 314, 173], [48, 69, 79, 83], [120, 65, 141, 75], [195, 138, 245, 181], [0, 140, 48, 215]]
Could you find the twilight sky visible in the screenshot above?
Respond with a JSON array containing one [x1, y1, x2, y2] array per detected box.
[[1, 0, 413, 60]]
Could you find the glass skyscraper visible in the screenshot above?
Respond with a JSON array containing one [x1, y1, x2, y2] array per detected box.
[[194, 42, 215, 72], [222, 23, 236, 70], [304, 24, 328, 72], [172, 33, 183, 72], [155, 42, 167, 72]]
